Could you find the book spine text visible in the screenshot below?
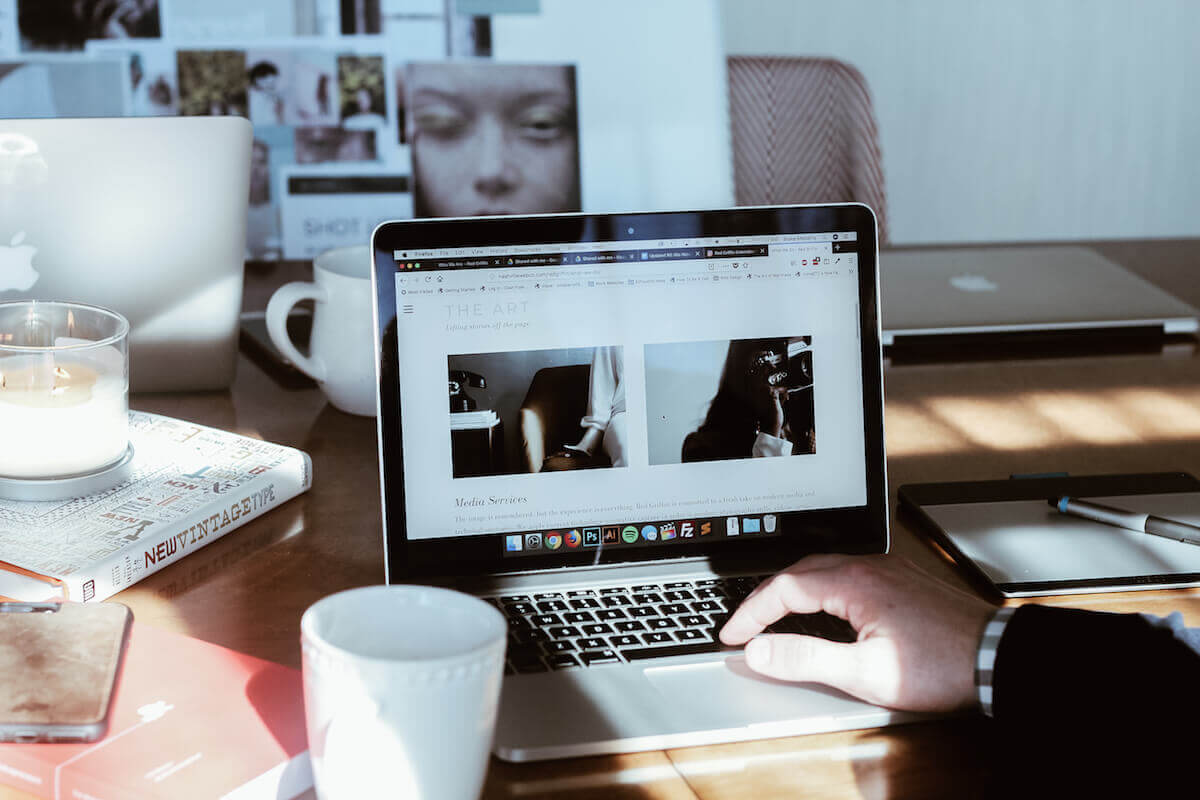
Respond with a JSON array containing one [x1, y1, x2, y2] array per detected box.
[[66, 454, 312, 603]]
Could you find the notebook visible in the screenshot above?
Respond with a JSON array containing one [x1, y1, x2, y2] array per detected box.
[[880, 245, 1200, 346], [370, 204, 922, 761], [0, 117, 252, 391]]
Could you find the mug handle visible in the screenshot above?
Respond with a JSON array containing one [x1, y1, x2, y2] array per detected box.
[[266, 282, 327, 383]]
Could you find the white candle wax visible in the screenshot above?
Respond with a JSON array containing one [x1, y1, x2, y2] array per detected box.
[[0, 357, 128, 479]]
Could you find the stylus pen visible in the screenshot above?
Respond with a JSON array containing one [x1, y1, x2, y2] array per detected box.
[[1051, 497, 1200, 547]]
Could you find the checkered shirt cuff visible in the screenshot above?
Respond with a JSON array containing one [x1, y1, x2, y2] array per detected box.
[[975, 606, 1016, 717]]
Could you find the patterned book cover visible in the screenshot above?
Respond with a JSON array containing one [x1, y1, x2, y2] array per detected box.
[[0, 412, 312, 603], [0, 622, 311, 800]]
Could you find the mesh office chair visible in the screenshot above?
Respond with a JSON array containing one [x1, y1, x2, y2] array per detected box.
[[728, 56, 889, 242]]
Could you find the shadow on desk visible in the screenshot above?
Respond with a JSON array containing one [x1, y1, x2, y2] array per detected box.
[[660, 718, 1000, 800], [297, 405, 384, 568], [482, 717, 1002, 800]]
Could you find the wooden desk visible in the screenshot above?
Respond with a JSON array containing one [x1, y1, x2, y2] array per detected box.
[[6, 239, 1199, 799]]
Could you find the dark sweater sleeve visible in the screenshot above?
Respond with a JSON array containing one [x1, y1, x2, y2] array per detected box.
[[987, 604, 1200, 792], [993, 604, 1200, 728]]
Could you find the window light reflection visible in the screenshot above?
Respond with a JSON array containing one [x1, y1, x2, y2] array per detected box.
[[885, 387, 1200, 456]]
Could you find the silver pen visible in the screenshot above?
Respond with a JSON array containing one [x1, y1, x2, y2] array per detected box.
[[1051, 497, 1200, 547]]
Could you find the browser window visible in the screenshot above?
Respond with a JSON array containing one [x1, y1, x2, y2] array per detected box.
[[391, 231, 867, 556]]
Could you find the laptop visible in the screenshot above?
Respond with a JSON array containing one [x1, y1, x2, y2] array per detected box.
[[371, 204, 913, 761], [0, 117, 252, 391], [880, 245, 1200, 347]]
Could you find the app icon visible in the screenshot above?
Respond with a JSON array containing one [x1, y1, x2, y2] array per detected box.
[[726, 517, 739, 536], [602, 527, 620, 545], [545, 532, 563, 550], [641, 524, 658, 541], [565, 529, 582, 548], [699, 521, 712, 536], [680, 521, 695, 538], [764, 514, 777, 533], [584, 527, 602, 546], [622, 525, 640, 544], [659, 522, 677, 541], [525, 533, 543, 550], [505, 535, 523, 552], [742, 517, 761, 534]]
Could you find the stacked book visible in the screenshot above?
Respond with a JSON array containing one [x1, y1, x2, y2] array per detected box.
[[0, 411, 312, 603]]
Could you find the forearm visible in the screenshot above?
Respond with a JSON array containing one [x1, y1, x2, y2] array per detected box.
[[980, 604, 1200, 791], [990, 605, 1200, 725]]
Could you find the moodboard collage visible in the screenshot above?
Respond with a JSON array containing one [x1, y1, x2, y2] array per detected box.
[[0, 0, 580, 260]]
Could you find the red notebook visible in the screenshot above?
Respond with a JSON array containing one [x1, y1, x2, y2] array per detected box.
[[0, 623, 311, 800]]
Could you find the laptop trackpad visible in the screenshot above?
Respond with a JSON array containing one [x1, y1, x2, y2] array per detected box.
[[645, 656, 885, 731]]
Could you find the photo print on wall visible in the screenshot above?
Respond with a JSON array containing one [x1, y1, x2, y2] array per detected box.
[[405, 61, 581, 218]]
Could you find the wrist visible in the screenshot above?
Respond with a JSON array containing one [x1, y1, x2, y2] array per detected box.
[[975, 605, 1016, 717]]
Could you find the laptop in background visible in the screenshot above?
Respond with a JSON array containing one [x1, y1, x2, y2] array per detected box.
[[371, 205, 919, 761], [0, 117, 252, 391], [880, 245, 1200, 347]]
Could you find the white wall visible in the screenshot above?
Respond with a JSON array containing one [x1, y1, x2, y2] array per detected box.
[[722, 0, 1200, 244], [492, 0, 733, 214]]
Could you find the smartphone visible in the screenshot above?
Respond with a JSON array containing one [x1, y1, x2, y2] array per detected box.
[[0, 601, 132, 743], [238, 309, 317, 390]]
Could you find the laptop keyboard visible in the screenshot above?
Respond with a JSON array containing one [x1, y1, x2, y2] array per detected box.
[[489, 575, 857, 675]]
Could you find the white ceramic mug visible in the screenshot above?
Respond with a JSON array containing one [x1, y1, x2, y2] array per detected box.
[[266, 245, 376, 416], [300, 585, 507, 800]]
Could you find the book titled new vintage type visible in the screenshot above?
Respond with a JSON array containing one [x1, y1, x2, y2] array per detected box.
[[0, 412, 312, 603], [0, 622, 312, 800]]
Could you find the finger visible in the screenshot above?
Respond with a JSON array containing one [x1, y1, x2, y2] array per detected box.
[[735, 554, 859, 609], [742, 634, 862, 693], [719, 565, 855, 644]]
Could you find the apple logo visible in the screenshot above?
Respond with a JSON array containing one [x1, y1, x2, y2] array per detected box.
[[0, 231, 39, 293], [949, 273, 998, 292]]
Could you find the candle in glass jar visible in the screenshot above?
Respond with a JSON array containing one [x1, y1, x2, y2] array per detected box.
[[0, 356, 128, 478]]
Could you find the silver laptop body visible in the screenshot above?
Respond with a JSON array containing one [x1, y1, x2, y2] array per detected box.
[[880, 245, 1199, 346], [0, 117, 252, 391], [371, 205, 916, 762]]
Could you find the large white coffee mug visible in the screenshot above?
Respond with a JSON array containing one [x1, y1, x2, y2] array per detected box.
[[300, 585, 507, 800], [266, 245, 376, 416]]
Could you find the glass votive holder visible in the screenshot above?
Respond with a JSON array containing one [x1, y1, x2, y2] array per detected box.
[[0, 301, 132, 500]]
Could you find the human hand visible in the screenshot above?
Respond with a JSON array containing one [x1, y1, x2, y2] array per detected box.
[[719, 555, 996, 712], [745, 351, 786, 437]]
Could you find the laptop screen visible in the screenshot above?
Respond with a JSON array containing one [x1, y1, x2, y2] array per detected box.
[[372, 206, 887, 580]]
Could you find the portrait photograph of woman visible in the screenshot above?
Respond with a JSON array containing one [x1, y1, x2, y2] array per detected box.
[[404, 61, 581, 218]]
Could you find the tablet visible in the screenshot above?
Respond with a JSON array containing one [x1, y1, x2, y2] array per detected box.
[[899, 472, 1200, 597]]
